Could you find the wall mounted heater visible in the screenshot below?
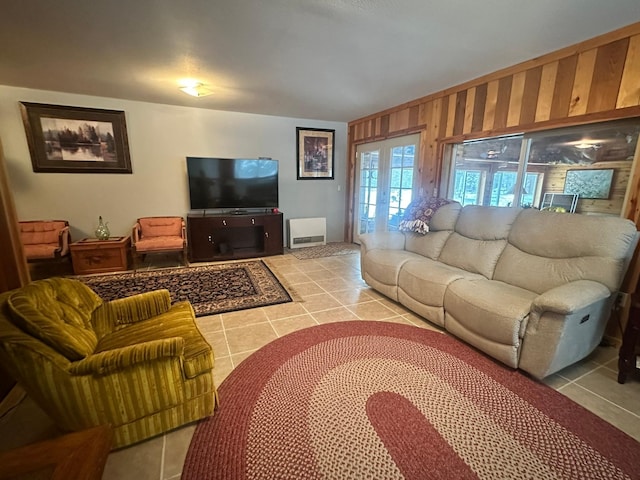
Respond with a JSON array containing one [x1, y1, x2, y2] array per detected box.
[[288, 217, 326, 249]]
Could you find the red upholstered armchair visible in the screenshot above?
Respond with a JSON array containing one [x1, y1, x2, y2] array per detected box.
[[132, 216, 187, 268], [19, 220, 71, 262]]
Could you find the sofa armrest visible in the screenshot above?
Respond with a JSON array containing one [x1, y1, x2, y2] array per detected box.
[[91, 290, 172, 336], [58, 226, 71, 256], [359, 231, 406, 253], [69, 337, 185, 375], [132, 222, 141, 244], [531, 280, 610, 316]]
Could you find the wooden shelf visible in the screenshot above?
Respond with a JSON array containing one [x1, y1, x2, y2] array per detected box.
[[188, 212, 283, 262]]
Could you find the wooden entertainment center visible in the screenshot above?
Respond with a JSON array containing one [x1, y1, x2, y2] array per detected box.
[[188, 212, 283, 262]]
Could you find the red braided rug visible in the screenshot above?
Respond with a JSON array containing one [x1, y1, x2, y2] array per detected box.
[[183, 321, 640, 479]]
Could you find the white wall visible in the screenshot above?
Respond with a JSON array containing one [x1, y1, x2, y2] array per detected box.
[[0, 86, 348, 244]]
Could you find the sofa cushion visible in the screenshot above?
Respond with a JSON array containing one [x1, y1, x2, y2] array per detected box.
[[96, 301, 213, 379], [404, 231, 454, 260], [444, 278, 537, 348], [135, 236, 184, 251], [139, 217, 183, 238], [494, 209, 639, 294], [19, 221, 67, 245], [404, 202, 462, 259], [362, 249, 423, 287], [22, 244, 61, 260], [7, 278, 101, 360], [438, 206, 521, 279], [398, 259, 480, 308]]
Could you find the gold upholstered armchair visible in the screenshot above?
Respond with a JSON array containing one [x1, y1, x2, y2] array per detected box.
[[132, 216, 187, 269], [18, 220, 71, 262], [0, 277, 217, 449]]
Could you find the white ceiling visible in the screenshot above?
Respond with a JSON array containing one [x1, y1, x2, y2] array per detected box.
[[1, 1, 639, 122]]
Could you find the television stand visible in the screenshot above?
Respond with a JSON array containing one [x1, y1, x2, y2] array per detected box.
[[188, 212, 283, 262]]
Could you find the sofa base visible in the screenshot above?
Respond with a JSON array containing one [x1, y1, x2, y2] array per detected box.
[[111, 391, 217, 449]]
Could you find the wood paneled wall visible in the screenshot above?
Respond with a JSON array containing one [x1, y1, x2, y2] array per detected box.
[[0, 138, 29, 402], [346, 22, 640, 241]]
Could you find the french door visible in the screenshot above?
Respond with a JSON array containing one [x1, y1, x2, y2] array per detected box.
[[353, 134, 420, 243]]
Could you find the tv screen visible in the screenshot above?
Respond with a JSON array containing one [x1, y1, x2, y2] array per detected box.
[[186, 157, 279, 210]]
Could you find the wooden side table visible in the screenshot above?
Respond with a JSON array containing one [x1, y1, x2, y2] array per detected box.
[[70, 236, 131, 275], [0, 425, 112, 480], [618, 295, 640, 384]]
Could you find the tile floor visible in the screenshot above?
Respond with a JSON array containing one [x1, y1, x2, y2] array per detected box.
[[1, 249, 639, 479]]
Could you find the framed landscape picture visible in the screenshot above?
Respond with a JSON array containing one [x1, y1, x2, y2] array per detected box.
[[296, 127, 335, 180], [20, 102, 132, 173], [563, 168, 614, 199]]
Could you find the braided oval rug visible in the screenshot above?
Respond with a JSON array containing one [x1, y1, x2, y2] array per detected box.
[[183, 321, 639, 479]]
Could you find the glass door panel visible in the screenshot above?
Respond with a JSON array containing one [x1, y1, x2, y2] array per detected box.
[[354, 134, 420, 242], [357, 150, 380, 235]]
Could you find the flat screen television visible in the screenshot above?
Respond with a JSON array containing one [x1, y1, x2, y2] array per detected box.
[[186, 157, 279, 211]]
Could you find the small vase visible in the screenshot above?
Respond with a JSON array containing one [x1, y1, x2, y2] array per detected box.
[[95, 216, 110, 240]]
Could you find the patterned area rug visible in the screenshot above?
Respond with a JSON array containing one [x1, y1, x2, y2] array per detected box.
[[76, 261, 291, 317], [183, 321, 639, 479], [288, 242, 360, 260]]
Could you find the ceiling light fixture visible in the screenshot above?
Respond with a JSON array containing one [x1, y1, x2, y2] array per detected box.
[[179, 82, 213, 97]]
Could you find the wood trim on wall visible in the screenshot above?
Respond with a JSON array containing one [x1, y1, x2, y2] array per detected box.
[[347, 21, 640, 224], [0, 138, 30, 402]]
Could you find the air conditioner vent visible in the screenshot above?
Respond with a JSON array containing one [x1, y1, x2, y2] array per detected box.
[[288, 218, 326, 249]]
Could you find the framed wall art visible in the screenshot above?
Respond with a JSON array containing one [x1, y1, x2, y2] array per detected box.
[[296, 127, 334, 180], [563, 168, 614, 199], [20, 102, 132, 173]]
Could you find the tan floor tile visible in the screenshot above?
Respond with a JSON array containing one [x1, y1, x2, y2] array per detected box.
[[163, 424, 196, 479], [361, 287, 386, 299], [225, 323, 278, 355], [312, 307, 361, 324], [263, 301, 309, 320], [329, 288, 376, 306], [305, 269, 337, 281], [213, 355, 234, 386], [379, 298, 412, 314], [203, 331, 229, 358], [315, 257, 352, 269], [375, 316, 415, 326], [315, 278, 355, 292], [195, 314, 223, 334], [281, 272, 313, 285], [585, 345, 619, 365], [401, 312, 443, 331], [300, 293, 343, 313], [268, 264, 300, 275], [103, 434, 164, 480], [231, 350, 257, 367], [221, 308, 269, 329], [558, 383, 640, 441], [543, 373, 570, 389], [574, 366, 640, 416], [290, 281, 325, 297], [553, 358, 602, 381], [347, 301, 398, 320], [293, 261, 329, 272], [272, 315, 318, 337]]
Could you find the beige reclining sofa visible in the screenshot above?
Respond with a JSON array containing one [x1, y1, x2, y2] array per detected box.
[[360, 202, 639, 379]]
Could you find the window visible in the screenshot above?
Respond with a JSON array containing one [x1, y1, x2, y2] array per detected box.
[[446, 118, 640, 215]]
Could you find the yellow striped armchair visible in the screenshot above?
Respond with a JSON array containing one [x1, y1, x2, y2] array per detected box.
[[0, 278, 217, 449]]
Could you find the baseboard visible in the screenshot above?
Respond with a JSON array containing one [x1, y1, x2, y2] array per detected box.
[[0, 385, 25, 419]]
